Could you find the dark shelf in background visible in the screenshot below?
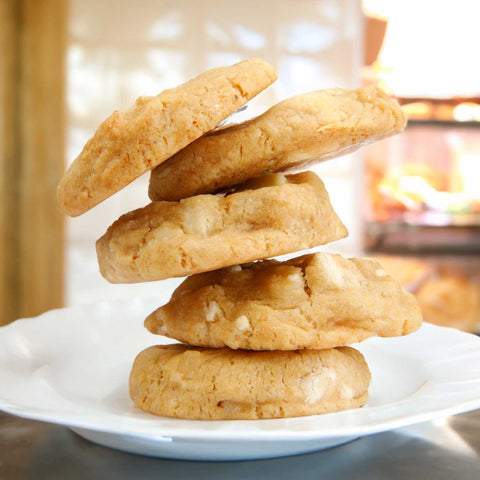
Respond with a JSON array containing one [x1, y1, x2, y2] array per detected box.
[[365, 221, 480, 255], [407, 119, 480, 129]]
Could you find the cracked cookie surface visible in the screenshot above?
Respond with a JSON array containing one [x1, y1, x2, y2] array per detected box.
[[149, 85, 406, 201], [57, 58, 277, 216], [145, 252, 422, 350], [129, 344, 371, 420], [96, 172, 347, 283]]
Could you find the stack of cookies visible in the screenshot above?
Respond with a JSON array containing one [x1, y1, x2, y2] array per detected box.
[[58, 59, 422, 421]]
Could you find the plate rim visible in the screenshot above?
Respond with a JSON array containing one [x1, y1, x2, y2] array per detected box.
[[1, 299, 480, 442], [2, 395, 480, 442]]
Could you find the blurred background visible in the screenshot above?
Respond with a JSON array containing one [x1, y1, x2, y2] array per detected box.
[[1, 0, 479, 332]]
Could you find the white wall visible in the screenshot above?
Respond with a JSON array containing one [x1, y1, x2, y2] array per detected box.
[[65, 0, 363, 306]]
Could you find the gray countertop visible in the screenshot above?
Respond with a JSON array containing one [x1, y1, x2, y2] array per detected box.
[[2, 410, 480, 479]]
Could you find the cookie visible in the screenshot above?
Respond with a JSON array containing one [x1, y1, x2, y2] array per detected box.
[[149, 85, 406, 201], [373, 255, 431, 291], [416, 273, 480, 332], [129, 344, 371, 420], [145, 252, 422, 350], [57, 59, 277, 216], [96, 172, 347, 283]]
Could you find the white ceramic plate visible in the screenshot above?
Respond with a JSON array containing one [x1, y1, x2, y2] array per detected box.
[[1, 298, 480, 461]]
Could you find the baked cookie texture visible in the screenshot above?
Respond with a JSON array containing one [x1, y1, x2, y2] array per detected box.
[[57, 58, 277, 216], [149, 85, 407, 201], [129, 344, 371, 420], [145, 252, 422, 350], [96, 172, 347, 283]]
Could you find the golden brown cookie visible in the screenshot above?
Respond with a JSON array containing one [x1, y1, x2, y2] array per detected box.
[[57, 59, 277, 216], [373, 255, 431, 291], [416, 273, 480, 332], [149, 85, 406, 201], [145, 252, 422, 350], [129, 344, 371, 420], [96, 172, 347, 283]]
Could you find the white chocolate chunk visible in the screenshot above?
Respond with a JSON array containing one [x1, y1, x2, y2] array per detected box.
[[301, 368, 337, 403], [235, 315, 251, 331], [340, 384, 355, 400], [205, 302, 220, 322]]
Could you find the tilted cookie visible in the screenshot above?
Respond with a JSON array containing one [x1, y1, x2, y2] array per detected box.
[[145, 252, 422, 350], [129, 344, 371, 420], [149, 85, 406, 201], [57, 59, 277, 216], [96, 172, 347, 283]]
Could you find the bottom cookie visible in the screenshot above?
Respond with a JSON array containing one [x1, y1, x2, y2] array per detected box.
[[129, 344, 371, 420]]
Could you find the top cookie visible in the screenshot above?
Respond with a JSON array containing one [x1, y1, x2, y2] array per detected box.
[[149, 85, 407, 201], [57, 59, 277, 216]]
